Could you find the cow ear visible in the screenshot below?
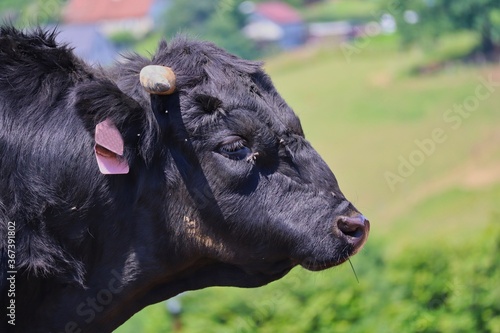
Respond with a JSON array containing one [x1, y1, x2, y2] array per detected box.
[[94, 119, 129, 175], [72, 80, 144, 175]]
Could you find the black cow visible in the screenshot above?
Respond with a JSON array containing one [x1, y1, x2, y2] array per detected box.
[[0, 26, 369, 332]]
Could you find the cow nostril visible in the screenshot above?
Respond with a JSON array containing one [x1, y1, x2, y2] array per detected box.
[[336, 215, 369, 239]]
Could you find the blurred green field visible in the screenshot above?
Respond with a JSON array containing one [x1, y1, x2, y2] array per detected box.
[[116, 35, 500, 332]]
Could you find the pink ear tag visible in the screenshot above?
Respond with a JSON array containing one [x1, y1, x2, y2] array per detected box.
[[94, 118, 129, 175]]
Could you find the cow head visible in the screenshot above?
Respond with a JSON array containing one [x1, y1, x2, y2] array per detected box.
[[1, 27, 369, 332], [108, 38, 370, 290]]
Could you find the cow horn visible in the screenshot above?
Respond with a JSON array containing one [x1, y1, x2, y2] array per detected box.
[[139, 65, 176, 95]]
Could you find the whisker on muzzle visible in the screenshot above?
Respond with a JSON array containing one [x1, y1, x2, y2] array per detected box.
[[348, 258, 360, 284]]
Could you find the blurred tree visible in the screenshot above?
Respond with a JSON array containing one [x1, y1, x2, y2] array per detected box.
[[163, 0, 260, 59], [383, 0, 500, 58], [252, 0, 325, 7], [0, 0, 32, 13], [0, 0, 63, 25], [162, 0, 328, 59]]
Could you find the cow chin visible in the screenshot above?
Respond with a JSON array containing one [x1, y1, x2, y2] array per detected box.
[[299, 256, 351, 272], [234, 259, 295, 287], [295, 245, 353, 272], [188, 260, 294, 290]]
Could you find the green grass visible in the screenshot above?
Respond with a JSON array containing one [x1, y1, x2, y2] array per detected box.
[[119, 33, 500, 333]]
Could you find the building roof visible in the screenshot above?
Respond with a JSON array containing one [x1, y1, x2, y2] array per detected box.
[[63, 0, 155, 24], [255, 1, 303, 24]]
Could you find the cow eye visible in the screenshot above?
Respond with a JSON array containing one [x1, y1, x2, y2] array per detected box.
[[218, 137, 252, 160]]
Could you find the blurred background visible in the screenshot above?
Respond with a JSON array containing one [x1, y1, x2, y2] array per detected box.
[[3, 0, 499, 332]]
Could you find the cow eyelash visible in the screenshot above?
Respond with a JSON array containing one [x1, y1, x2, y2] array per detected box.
[[218, 137, 252, 161], [221, 139, 245, 152]]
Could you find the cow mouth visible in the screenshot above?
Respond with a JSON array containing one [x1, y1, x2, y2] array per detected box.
[[299, 242, 366, 271], [298, 219, 370, 272]]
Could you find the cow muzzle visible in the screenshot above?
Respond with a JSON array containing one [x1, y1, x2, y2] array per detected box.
[[300, 214, 370, 271], [334, 214, 370, 253]]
